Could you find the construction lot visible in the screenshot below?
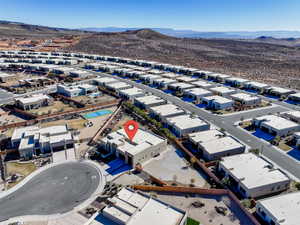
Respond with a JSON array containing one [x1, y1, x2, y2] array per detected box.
[[29, 100, 75, 116], [72, 93, 115, 106], [153, 192, 252, 225]]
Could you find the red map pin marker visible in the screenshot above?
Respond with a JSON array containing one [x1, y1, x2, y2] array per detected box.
[[123, 120, 139, 142]]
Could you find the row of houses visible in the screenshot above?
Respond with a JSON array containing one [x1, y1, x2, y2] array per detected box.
[[95, 75, 299, 220], [1, 50, 300, 102]]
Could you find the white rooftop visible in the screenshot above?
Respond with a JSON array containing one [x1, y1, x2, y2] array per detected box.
[[166, 114, 208, 130], [210, 86, 236, 95], [246, 81, 269, 89], [199, 136, 244, 154], [135, 95, 166, 106], [226, 77, 249, 83], [231, 93, 260, 101], [168, 82, 195, 90], [101, 128, 165, 155], [191, 80, 215, 88], [103, 188, 185, 225], [188, 129, 224, 144], [176, 76, 198, 82], [202, 95, 234, 104], [150, 104, 185, 117], [161, 73, 180, 78], [119, 87, 144, 97], [257, 192, 300, 225], [106, 81, 132, 90], [282, 111, 300, 120], [220, 153, 290, 189], [15, 94, 51, 104], [184, 88, 212, 96], [153, 78, 176, 84], [94, 77, 118, 84], [269, 86, 293, 94], [255, 115, 300, 131], [289, 92, 300, 98]]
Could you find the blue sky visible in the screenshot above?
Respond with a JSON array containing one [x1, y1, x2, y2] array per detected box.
[[0, 0, 300, 31]]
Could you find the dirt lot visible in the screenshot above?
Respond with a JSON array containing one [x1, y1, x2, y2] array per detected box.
[[29, 100, 75, 116], [0, 72, 31, 87], [0, 113, 24, 125], [40, 118, 87, 130], [152, 192, 252, 225], [72, 94, 116, 105], [6, 161, 37, 188]]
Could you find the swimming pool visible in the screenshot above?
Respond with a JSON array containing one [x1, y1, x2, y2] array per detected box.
[[83, 109, 112, 119]]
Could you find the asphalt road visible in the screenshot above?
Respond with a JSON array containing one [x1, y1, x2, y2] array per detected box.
[[88, 71, 300, 180], [0, 161, 102, 222]]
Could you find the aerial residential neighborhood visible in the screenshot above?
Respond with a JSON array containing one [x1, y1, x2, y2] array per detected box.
[[1, 1, 300, 225]]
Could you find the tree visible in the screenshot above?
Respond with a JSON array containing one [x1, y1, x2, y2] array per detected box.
[[241, 199, 252, 209], [190, 178, 196, 187], [190, 156, 197, 167], [249, 148, 260, 155], [295, 182, 300, 190]]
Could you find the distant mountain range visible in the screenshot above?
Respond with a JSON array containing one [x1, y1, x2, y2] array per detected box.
[[80, 27, 300, 39]]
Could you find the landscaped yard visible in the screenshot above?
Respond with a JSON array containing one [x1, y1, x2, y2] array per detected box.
[[187, 217, 200, 225]]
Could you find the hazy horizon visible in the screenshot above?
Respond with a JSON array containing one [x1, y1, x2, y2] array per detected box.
[[1, 0, 300, 32]]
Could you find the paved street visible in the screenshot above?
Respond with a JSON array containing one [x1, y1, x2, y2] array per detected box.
[[0, 161, 102, 222]]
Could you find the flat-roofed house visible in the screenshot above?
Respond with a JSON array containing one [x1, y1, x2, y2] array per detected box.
[[225, 77, 249, 87], [149, 103, 186, 122], [202, 95, 234, 110], [166, 114, 210, 137], [69, 70, 91, 78], [256, 192, 300, 225], [139, 74, 161, 84], [198, 136, 245, 161], [152, 78, 176, 88], [99, 128, 167, 166], [134, 95, 166, 110], [176, 76, 198, 83], [191, 80, 215, 89], [218, 153, 290, 198], [210, 86, 236, 97], [288, 92, 300, 102], [267, 87, 295, 98], [105, 81, 132, 92], [244, 81, 270, 92], [118, 87, 145, 101], [253, 115, 300, 136], [183, 88, 212, 103], [101, 188, 187, 225], [11, 125, 74, 159], [231, 93, 261, 106], [167, 82, 195, 92], [57, 84, 98, 97], [281, 111, 300, 123], [15, 94, 53, 111]]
